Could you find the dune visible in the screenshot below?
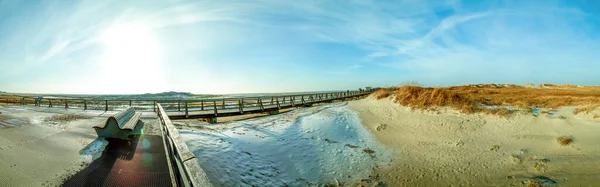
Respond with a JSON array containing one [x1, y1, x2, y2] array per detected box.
[[348, 96, 600, 186]]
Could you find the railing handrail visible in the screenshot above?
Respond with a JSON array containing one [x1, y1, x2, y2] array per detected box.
[[156, 103, 212, 187]]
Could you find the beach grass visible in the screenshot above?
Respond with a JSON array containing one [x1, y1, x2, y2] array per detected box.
[[557, 136, 574, 146], [371, 84, 600, 116], [45, 114, 92, 122]]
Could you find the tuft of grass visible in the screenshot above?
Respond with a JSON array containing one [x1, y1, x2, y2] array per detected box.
[[557, 136, 574, 146], [594, 114, 600, 119], [573, 104, 600, 115], [526, 179, 545, 187], [45, 114, 92, 122], [363, 148, 375, 154]]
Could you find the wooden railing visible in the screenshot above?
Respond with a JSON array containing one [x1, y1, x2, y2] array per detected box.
[[0, 90, 374, 113], [156, 103, 212, 187]]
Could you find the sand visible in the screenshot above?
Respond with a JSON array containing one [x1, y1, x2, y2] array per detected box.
[[0, 106, 117, 186], [348, 97, 600, 186]]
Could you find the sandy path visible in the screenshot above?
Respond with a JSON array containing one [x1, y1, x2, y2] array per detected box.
[[348, 97, 600, 186], [0, 106, 115, 186]]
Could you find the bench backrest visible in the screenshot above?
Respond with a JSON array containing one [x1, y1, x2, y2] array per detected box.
[[113, 107, 136, 129]]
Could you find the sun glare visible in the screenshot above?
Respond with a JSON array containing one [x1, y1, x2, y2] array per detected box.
[[98, 24, 165, 93]]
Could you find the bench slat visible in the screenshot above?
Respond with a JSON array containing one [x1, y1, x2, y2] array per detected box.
[[121, 112, 142, 130]]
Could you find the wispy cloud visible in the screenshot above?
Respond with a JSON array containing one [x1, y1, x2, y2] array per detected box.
[[1, 0, 600, 94]]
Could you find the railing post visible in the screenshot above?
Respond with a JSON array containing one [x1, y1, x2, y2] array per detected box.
[[178, 101, 181, 111], [276, 97, 280, 109], [259, 98, 264, 110], [20, 97, 24, 105], [291, 96, 295, 106], [222, 99, 225, 109], [84, 100, 87, 110], [270, 97, 274, 105], [65, 100, 68, 109], [49, 100, 53, 107], [129, 100, 132, 107], [185, 101, 189, 118], [201, 100, 204, 110], [153, 101, 156, 112], [282, 96, 286, 104], [301, 96, 305, 104], [213, 101, 218, 115], [238, 99, 244, 113], [105, 100, 108, 111]]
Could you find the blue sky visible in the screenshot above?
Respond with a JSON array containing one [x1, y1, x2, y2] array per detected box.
[[1, 0, 599, 94]]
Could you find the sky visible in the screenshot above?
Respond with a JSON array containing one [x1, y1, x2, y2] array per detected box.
[[1, 0, 600, 94]]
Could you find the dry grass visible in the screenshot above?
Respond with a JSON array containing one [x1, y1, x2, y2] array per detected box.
[[557, 136, 574, 146], [0, 95, 27, 104], [526, 179, 545, 187], [45, 114, 92, 122], [371, 89, 391, 99], [594, 114, 600, 119], [371, 85, 600, 116]]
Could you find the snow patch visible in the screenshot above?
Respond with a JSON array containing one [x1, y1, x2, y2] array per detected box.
[[180, 103, 391, 186]]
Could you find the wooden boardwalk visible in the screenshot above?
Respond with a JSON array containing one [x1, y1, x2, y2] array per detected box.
[[1, 90, 373, 186], [163, 91, 371, 120], [1, 90, 373, 122]]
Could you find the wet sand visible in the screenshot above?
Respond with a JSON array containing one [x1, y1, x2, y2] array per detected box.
[[348, 97, 600, 186]]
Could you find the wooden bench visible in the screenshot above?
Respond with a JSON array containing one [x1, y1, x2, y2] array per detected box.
[[93, 107, 142, 139]]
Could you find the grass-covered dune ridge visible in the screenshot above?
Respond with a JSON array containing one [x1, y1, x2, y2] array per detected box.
[[372, 84, 600, 115]]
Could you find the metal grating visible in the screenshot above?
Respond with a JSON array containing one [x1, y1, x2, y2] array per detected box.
[[62, 135, 173, 187]]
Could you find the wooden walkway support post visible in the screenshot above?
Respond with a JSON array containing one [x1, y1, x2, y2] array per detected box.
[[238, 98, 244, 113], [185, 101, 189, 118], [213, 101, 218, 114], [105, 100, 109, 111]]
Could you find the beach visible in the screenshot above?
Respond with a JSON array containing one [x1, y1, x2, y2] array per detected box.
[[348, 96, 600, 186], [0, 106, 115, 186]]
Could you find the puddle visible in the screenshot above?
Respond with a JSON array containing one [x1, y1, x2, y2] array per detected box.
[[180, 103, 391, 186]]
